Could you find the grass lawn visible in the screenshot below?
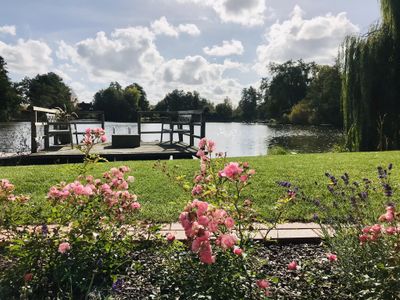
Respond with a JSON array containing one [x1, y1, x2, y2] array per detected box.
[[0, 150, 399, 224]]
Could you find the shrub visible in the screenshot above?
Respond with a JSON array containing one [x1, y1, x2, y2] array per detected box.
[[0, 129, 149, 299], [288, 164, 400, 299]]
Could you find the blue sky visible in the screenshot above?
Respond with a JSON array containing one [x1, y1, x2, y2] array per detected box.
[[0, 0, 380, 105]]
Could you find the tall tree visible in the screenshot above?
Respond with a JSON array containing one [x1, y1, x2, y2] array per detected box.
[[238, 86, 260, 122], [93, 82, 142, 121], [126, 83, 149, 111], [154, 89, 212, 113], [20, 72, 74, 111], [303, 65, 342, 127], [0, 56, 20, 121], [261, 60, 316, 120], [341, 0, 400, 151], [215, 97, 233, 121]]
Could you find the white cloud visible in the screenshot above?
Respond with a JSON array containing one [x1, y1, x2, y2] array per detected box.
[[255, 5, 359, 74], [151, 16, 200, 37], [57, 27, 163, 82], [177, 0, 267, 27], [177, 23, 201, 36], [161, 55, 223, 85], [0, 25, 16, 36], [56, 25, 245, 104], [0, 39, 53, 76], [203, 39, 244, 56]]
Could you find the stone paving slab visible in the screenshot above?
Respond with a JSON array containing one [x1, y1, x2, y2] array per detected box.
[[0, 223, 331, 242], [161, 222, 329, 241]]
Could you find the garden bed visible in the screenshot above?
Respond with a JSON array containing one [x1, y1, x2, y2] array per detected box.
[[111, 242, 349, 300]]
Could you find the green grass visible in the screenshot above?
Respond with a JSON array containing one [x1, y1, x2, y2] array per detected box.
[[1, 151, 399, 224]]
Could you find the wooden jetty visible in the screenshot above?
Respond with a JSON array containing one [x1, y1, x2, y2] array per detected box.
[[0, 108, 204, 166]]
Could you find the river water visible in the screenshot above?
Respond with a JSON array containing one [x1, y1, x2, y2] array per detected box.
[[0, 122, 342, 157]]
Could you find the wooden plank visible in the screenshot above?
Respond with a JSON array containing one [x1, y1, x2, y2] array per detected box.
[[31, 106, 59, 114]]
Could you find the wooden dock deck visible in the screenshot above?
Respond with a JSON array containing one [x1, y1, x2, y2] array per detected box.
[[0, 142, 197, 166]]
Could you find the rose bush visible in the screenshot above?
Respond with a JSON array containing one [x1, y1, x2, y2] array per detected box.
[[156, 138, 292, 299], [0, 129, 149, 299]]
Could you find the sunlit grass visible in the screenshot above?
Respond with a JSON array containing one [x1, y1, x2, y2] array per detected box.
[[0, 150, 399, 223]]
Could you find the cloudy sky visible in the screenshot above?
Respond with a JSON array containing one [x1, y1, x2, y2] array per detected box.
[[0, 0, 380, 105]]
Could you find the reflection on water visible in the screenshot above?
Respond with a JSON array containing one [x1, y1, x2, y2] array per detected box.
[[0, 122, 343, 157]]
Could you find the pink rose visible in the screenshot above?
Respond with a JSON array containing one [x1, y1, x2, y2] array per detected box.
[[359, 234, 369, 244], [385, 226, 396, 235], [58, 242, 71, 254], [198, 215, 209, 226], [216, 234, 237, 250], [206, 140, 216, 152], [288, 261, 298, 270], [233, 246, 243, 256], [224, 217, 235, 229], [192, 184, 203, 196], [24, 273, 33, 282], [166, 233, 175, 242], [371, 224, 382, 234], [131, 202, 141, 210], [100, 135, 107, 143], [256, 279, 269, 289], [220, 162, 243, 179], [198, 138, 207, 149], [327, 253, 337, 262]]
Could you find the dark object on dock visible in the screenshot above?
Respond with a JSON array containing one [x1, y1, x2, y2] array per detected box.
[[112, 135, 140, 148]]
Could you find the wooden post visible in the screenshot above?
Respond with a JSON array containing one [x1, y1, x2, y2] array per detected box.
[[190, 123, 194, 146], [178, 124, 183, 142], [200, 111, 206, 139], [101, 112, 105, 129], [30, 109, 37, 153], [44, 124, 49, 149], [137, 111, 142, 138]]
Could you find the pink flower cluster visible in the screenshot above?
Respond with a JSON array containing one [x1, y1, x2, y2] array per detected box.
[[58, 242, 71, 254], [47, 166, 140, 221], [219, 162, 256, 182], [83, 127, 107, 145], [0, 179, 15, 200], [0, 179, 29, 203], [179, 199, 237, 264], [359, 205, 399, 245]]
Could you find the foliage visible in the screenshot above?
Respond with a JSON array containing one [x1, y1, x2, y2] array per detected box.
[[288, 99, 315, 125], [291, 163, 400, 299], [17, 72, 74, 111], [154, 138, 297, 299], [214, 97, 233, 121], [0, 56, 21, 121], [302, 65, 342, 127], [0, 129, 149, 299], [93, 82, 146, 122], [260, 60, 316, 121], [153, 89, 214, 114], [238, 86, 260, 122], [341, 0, 400, 151], [267, 145, 289, 155]]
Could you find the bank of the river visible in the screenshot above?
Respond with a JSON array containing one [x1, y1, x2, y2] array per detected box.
[[0, 150, 398, 224]]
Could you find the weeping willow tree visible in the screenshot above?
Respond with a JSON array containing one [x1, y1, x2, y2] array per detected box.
[[341, 0, 400, 151]]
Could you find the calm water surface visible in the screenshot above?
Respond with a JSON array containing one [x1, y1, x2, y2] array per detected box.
[[0, 122, 342, 157]]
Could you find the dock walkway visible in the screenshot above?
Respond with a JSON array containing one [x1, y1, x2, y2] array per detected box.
[[0, 142, 197, 166]]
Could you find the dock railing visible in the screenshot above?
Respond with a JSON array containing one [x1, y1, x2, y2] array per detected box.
[[138, 110, 205, 147], [30, 106, 104, 153]]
